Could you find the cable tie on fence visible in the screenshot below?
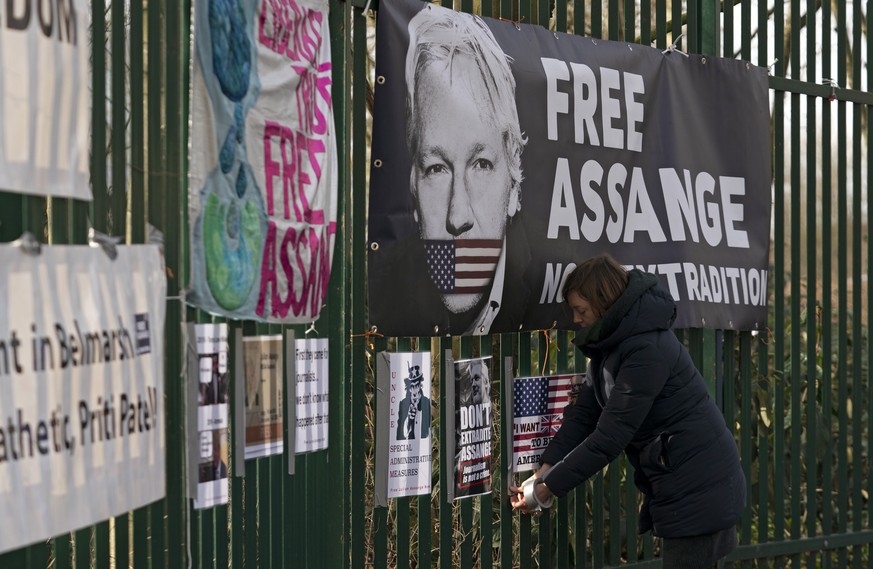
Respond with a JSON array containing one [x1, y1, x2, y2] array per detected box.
[[767, 58, 779, 75], [820, 78, 839, 102], [538, 323, 559, 376], [305, 320, 318, 336], [88, 227, 121, 260], [362, 0, 373, 16], [662, 32, 688, 57], [351, 325, 383, 350], [13, 231, 41, 256], [498, 15, 524, 30]]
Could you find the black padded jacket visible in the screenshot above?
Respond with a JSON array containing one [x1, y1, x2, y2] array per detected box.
[[540, 269, 746, 538]]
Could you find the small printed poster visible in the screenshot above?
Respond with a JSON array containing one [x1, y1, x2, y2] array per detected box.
[[294, 338, 329, 453], [511, 374, 579, 473], [451, 356, 493, 500], [374, 352, 433, 505], [193, 323, 230, 509], [243, 335, 284, 459]]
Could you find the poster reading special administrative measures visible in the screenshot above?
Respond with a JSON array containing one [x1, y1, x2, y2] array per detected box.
[[367, 0, 772, 336], [294, 338, 329, 453], [188, 0, 338, 323], [0, 245, 166, 554], [375, 352, 433, 506], [244, 335, 284, 459], [451, 357, 493, 500]]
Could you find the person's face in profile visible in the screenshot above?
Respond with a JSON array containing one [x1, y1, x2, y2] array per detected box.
[[411, 54, 519, 313], [567, 291, 599, 329]]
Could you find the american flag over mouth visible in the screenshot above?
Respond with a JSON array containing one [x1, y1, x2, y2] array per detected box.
[[423, 239, 502, 294]]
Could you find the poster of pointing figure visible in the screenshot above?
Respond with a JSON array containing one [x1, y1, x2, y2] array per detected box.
[[449, 356, 493, 501], [374, 352, 433, 506], [366, 0, 772, 336]]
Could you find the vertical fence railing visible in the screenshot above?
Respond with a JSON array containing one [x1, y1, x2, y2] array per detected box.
[[1, 0, 872, 566]]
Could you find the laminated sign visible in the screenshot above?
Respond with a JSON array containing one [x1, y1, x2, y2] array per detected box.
[[367, 0, 772, 336], [0, 245, 166, 554]]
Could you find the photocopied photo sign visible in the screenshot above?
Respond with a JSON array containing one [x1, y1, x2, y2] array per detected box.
[[293, 337, 329, 453], [192, 323, 230, 509], [367, 0, 772, 336], [448, 355, 493, 501], [0, 0, 91, 199], [375, 352, 433, 506], [510, 373, 578, 473], [187, 0, 338, 323], [0, 245, 166, 554], [243, 335, 284, 459]]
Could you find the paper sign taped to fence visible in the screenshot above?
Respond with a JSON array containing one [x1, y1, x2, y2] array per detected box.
[[244, 335, 284, 459], [294, 337, 329, 453], [375, 351, 433, 505], [452, 357, 493, 499], [0, 245, 166, 554], [187, 0, 338, 323], [193, 323, 230, 509], [511, 374, 578, 473], [0, 0, 91, 199], [367, 0, 772, 335]]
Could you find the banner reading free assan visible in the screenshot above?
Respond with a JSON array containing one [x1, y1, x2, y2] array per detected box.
[[367, 0, 772, 336], [188, 0, 338, 323], [0, 0, 91, 199], [0, 245, 166, 554]]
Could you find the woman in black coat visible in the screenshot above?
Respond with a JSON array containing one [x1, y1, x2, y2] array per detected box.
[[509, 253, 746, 568]]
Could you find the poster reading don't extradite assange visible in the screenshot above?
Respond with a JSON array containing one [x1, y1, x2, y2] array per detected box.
[[449, 356, 493, 501]]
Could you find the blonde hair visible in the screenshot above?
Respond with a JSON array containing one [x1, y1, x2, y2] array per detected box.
[[561, 254, 628, 317]]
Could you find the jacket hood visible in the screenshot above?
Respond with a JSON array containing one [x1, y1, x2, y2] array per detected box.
[[574, 269, 676, 352]]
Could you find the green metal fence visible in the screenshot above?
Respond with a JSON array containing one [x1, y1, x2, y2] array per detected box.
[[0, 0, 871, 566]]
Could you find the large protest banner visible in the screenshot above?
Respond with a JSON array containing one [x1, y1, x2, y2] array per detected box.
[[367, 0, 772, 336], [0, 0, 91, 199], [188, 0, 338, 323], [0, 245, 166, 554]]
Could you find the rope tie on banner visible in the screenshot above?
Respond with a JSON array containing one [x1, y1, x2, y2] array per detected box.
[[498, 15, 525, 30], [351, 326, 383, 351], [538, 323, 559, 376], [662, 32, 688, 57]]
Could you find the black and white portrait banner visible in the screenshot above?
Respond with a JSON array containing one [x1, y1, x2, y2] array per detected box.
[[367, 0, 772, 336]]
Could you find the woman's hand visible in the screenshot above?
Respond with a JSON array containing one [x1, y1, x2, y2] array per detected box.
[[509, 465, 553, 514]]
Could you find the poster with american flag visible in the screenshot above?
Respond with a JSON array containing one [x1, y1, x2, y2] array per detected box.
[[511, 373, 581, 473]]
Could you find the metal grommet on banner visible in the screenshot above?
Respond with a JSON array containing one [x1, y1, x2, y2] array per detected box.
[[433, 325, 439, 334], [628, 44, 633, 51], [88, 228, 120, 261], [553, 32, 558, 39], [591, 39, 597, 46], [729, 320, 734, 329], [376, 75, 386, 85], [370, 242, 379, 251], [13, 231, 41, 256], [374, 159, 383, 168], [701, 318, 706, 326], [498, 16, 523, 30], [701, 57, 707, 64]]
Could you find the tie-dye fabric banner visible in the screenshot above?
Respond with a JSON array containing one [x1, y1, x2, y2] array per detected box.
[[188, 0, 338, 323]]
